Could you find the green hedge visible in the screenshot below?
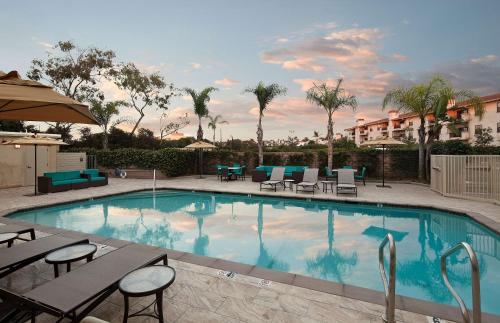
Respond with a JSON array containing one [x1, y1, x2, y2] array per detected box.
[[95, 148, 196, 177], [431, 141, 500, 155]]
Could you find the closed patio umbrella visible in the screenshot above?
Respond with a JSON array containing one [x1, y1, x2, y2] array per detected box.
[[2, 136, 67, 195], [361, 137, 405, 188], [183, 141, 216, 179], [0, 71, 97, 124]]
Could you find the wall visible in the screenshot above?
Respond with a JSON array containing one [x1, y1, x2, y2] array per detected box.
[[0, 145, 24, 188], [56, 152, 86, 171]]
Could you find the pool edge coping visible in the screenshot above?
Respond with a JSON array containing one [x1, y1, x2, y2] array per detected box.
[[2, 186, 500, 322]]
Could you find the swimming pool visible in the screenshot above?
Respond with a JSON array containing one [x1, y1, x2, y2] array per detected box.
[[8, 190, 500, 315]]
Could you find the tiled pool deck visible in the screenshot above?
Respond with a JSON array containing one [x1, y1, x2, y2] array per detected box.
[[2, 176, 500, 322]]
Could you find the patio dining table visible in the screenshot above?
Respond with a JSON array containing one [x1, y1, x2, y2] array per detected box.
[[331, 168, 357, 173]]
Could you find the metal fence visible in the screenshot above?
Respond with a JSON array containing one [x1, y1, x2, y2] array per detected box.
[[431, 155, 500, 204]]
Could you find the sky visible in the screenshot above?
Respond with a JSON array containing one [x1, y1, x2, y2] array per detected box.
[[1, 0, 500, 140]]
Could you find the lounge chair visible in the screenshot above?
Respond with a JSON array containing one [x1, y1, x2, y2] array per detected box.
[[296, 168, 319, 194], [0, 224, 36, 241], [336, 169, 357, 196], [0, 244, 168, 322], [355, 166, 367, 186], [260, 167, 285, 192], [0, 234, 88, 279]]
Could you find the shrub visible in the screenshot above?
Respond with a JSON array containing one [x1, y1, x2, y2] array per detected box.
[[431, 141, 472, 155]]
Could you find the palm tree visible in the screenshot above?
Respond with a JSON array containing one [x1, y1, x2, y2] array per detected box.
[[424, 83, 483, 180], [89, 99, 127, 150], [184, 87, 218, 140], [244, 82, 287, 165], [306, 80, 357, 169], [207, 114, 228, 145], [383, 76, 445, 181]]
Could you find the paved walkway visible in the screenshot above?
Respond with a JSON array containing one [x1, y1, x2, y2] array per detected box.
[[3, 177, 500, 322]]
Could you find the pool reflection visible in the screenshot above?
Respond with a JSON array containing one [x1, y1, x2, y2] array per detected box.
[[9, 190, 500, 315]]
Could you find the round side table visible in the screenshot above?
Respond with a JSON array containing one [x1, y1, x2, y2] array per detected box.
[[0, 232, 19, 248], [45, 243, 97, 277], [119, 265, 176, 323]]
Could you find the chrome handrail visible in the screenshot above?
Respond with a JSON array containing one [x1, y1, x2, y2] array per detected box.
[[378, 233, 396, 323], [441, 242, 481, 323]]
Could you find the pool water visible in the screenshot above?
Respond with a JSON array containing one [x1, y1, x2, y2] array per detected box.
[[9, 190, 500, 315]]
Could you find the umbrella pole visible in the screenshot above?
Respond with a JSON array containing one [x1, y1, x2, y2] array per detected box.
[[199, 149, 203, 179], [34, 144, 37, 195], [377, 144, 391, 188]]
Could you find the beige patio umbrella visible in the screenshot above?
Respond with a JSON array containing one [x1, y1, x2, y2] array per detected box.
[[184, 141, 217, 178], [361, 137, 405, 188], [0, 71, 98, 124], [2, 136, 67, 195]]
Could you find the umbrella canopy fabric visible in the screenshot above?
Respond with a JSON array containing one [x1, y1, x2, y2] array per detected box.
[[2, 136, 68, 146], [360, 137, 405, 146], [183, 141, 217, 150], [0, 70, 98, 124]]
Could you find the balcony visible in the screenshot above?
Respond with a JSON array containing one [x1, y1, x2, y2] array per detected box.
[[381, 127, 388, 133], [461, 132, 469, 140], [460, 113, 470, 122]]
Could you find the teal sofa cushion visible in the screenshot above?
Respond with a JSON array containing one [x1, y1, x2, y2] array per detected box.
[[69, 178, 88, 184], [44, 172, 65, 182], [90, 176, 106, 181], [83, 169, 100, 178], [64, 171, 82, 180], [52, 179, 74, 186]]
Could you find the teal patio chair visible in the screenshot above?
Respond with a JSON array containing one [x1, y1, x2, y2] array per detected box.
[[355, 167, 367, 186], [215, 165, 228, 179], [342, 165, 353, 169], [324, 166, 337, 182], [233, 165, 246, 180]]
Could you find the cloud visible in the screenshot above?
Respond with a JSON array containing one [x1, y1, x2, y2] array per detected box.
[[276, 38, 289, 43], [469, 54, 497, 64], [190, 62, 202, 69], [392, 53, 408, 62], [261, 27, 385, 72], [214, 78, 239, 87], [99, 79, 128, 101], [402, 19, 410, 25]]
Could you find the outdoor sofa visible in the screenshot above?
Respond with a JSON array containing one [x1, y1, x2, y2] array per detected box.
[[252, 165, 307, 182], [0, 244, 168, 322], [38, 169, 108, 193]]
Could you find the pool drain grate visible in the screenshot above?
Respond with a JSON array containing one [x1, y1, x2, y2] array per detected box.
[[426, 317, 446, 323], [217, 270, 236, 279], [258, 279, 272, 287]]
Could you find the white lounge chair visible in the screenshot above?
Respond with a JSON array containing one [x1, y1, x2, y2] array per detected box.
[[296, 168, 319, 194], [336, 169, 357, 196], [260, 167, 285, 192]]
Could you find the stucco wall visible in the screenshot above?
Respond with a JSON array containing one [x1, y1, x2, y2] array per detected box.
[[0, 145, 24, 188], [56, 152, 86, 171]]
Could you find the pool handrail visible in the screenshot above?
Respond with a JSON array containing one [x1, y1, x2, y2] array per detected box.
[[378, 233, 396, 323], [440, 242, 481, 323]]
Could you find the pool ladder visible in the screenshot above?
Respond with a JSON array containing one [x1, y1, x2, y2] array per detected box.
[[378, 234, 396, 323], [440, 242, 481, 323], [378, 235, 482, 323]]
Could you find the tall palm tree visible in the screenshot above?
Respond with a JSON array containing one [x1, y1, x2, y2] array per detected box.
[[244, 82, 287, 165], [383, 76, 445, 181], [424, 83, 483, 180], [207, 114, 228, 145], [306, 79, 357, 169], [184, 87, 218, 140]]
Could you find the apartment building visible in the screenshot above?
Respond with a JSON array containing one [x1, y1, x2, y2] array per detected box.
[[345, 93, 500, 146]]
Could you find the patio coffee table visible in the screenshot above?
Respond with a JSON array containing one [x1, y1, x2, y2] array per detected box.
[[283, 179, 294, 190], [45, 243, 97, 277], [0, 232, 19, 247], [119, 265, 176, 323], [321, 180, 335, 193]]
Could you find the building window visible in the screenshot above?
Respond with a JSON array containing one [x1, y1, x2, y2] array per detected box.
[[497, 122, 500, 133], [475, 125, 482, 135], [497, 102, 500, 113], [409, 121, 413, 126]]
